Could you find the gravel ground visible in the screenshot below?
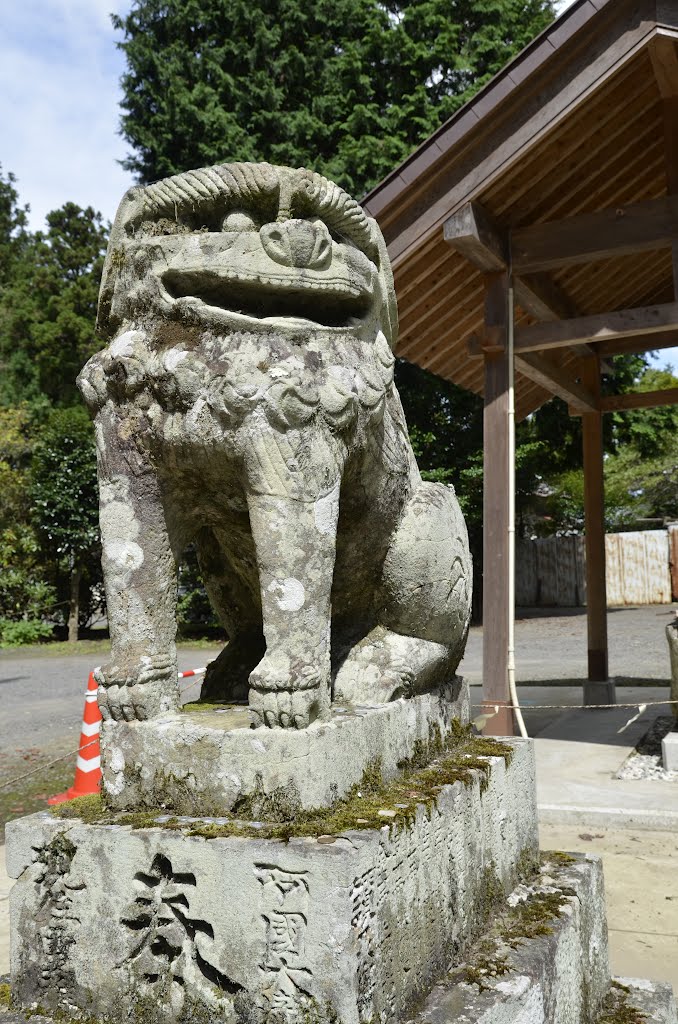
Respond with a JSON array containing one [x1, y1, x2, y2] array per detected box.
[[616, 715, 678, 781]]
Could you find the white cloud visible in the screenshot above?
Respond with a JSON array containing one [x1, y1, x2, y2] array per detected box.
[[0, 0, 133, 231]]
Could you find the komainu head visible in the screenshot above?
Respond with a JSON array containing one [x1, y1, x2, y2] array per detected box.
[[96, 162, 398, 347]]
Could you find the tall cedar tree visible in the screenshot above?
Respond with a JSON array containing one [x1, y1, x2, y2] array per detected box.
[[0, 201, 107, 407], [113, 0, 555, 196]]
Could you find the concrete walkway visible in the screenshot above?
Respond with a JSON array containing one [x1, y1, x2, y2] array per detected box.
[[533, 704, 678, 830], [540, 824, 678, 993]]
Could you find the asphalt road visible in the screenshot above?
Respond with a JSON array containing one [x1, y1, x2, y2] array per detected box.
[[0, 604, 675, 768], [0, 645, 224, 768]]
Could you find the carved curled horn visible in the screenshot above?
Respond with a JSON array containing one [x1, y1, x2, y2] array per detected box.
[[296, 170, 374, 254], [141, 162, 280, 219]]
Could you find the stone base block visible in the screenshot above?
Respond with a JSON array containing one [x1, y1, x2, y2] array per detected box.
[[612, 978, 677, 1024], [662, 730, 678, 771], [411, 853, 611, 1024], [7, 739, 536, 1024], [102, 678, 469, 813]]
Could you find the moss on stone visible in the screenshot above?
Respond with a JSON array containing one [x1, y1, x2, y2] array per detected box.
[[52, 795, 106, 823], [180, 700, 234, 713], [0, 983, 10, 1008], [49, 723, 513, 842], [501, 888, 575, 946], [458, 864, 578, 995], [542, 850, 578, 867], [462, 941, 512, 992], [598, 981, 648, 1024]]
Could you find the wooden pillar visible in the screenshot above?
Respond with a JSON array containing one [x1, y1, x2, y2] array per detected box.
[[580, 356, 613, 704], [481, 272, 514, 735]]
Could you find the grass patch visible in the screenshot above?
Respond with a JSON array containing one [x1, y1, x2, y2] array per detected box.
[[0, 638, 223, 658], [0, 754, 73, 842]]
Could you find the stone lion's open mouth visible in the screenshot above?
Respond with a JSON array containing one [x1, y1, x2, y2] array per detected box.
[[163, 269, 372, 328]]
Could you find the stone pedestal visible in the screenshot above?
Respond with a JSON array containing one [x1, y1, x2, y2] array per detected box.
[[101, 679, 469, 814], [7, 729, 537, 1024]]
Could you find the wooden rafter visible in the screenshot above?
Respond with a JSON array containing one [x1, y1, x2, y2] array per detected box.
[[514, 352, 597, 413], [511, 195, 678, 274], [514, 302, 678, 353], [599, 387, 678, 412]]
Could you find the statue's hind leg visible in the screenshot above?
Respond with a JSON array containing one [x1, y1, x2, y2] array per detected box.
[[194, 527, 265, 703], [334, 481, 472, 705]]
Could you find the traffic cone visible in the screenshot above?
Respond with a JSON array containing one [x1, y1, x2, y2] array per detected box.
[[48, 670, 102, 804]]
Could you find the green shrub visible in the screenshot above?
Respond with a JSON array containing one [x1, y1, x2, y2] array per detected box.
[[0, 617, 53, 647]]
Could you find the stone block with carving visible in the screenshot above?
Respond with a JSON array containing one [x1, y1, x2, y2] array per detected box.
[[8, 737, 538, 1024], [76, 162, 472, 730]]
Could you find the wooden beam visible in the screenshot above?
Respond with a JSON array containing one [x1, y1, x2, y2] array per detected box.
[[595, 329, 678, 357], [581, 358, 609, 692], [514, 353, 598, 412], [514, 272, 577, 322], [514, 302, 678, 353], [511, 196, 678, 273], [649, 34, 678, 99], [482, 273, 513, 737], [445, 202, 607, 367], [599, 387, 678, 413], [444, 202, 507, 272]]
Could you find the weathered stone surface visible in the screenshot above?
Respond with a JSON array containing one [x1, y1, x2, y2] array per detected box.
[[77, 162, 472, 731], [408, 854, 609, 1024], [668, 617, 678, 721], [612, 978, 678, 1024], [102, 677, 469, 813], [662, 730, 678, 771], [7, 740, 536, 1024]]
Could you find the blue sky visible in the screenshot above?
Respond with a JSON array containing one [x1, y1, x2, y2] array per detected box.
[[1, 0, 676, 374]]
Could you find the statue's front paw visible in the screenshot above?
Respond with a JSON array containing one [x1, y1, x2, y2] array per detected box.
[[248, 656, 329, 729], [94, 654, 178, 721]]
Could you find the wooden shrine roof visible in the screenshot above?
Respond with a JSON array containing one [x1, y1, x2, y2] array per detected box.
[[363, 0, 678, 419]]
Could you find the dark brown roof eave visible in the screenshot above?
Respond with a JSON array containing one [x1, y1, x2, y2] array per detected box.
[[362, 0, 612, 218]]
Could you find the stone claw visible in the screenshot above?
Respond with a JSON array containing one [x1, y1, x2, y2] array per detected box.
[[94, 655, 178, 721], [248, 654, 330, 728]]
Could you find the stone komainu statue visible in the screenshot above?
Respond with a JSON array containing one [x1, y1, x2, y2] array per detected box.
[[79, 163, 472, 729]]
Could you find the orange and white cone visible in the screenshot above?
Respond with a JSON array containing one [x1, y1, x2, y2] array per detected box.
[[48, 670, 102, 804]]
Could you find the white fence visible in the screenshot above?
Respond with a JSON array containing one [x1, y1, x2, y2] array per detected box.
[[515, 527, 676, 607]]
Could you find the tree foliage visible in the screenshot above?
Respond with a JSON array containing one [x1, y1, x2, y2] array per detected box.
[[113, 0, 555, 195], [0, 201, 107, 407]]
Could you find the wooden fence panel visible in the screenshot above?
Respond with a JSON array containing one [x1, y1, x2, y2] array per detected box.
[[604, 534, 624, 606], [537, 537, 559, 605], [516, 529, 672, 607], [643, 531, 672, 603], [670, 525, 678, 600], [515, 541, 538, 606]]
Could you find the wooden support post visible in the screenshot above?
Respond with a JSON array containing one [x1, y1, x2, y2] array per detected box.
[[580, 357, 614, 705], [482, 272, 514, 735]]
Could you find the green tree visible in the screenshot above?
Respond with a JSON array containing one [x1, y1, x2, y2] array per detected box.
[[0, 202, 107, 407], [113, 0, 555, 195], [30, 406, 102, 642], [0, 164, 30, 288], [0, 406, 56, 646]]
